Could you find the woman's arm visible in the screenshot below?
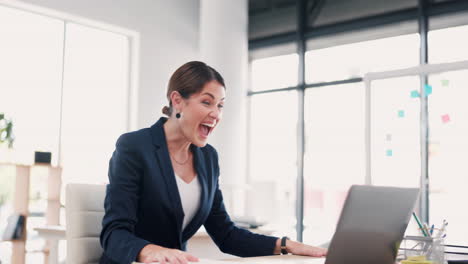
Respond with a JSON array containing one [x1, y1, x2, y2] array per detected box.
[[100, 134, 152, 264]]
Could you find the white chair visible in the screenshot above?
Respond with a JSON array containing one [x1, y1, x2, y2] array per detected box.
[[66, 184, 106, 264]]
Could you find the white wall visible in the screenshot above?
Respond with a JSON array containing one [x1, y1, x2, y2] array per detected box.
[[13, 0, 201, 128], [199, 0, 249, 216]]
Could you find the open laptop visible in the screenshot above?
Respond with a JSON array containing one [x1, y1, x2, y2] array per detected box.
[[313, 185, 419, 264]]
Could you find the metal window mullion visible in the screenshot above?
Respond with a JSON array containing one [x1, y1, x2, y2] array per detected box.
[[295, 0, 307, 243], [418, 0, 430, 224], [57, 22, 67, 167]]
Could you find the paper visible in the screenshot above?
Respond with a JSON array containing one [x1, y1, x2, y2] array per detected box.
[[386, 149, 393, 157], [398, 110, 405, 118], [441, 79, 449, 86], [410, 90, 420, 98], [441, 114, 450, 123], [423, 84, 432, 96]]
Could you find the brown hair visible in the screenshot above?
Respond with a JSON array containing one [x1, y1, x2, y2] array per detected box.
[[162, 61, 225, 117]]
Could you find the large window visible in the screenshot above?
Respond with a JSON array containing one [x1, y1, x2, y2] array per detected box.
[[0, 6, 64, 165], [248, 90, 298, 239], [429, 24, 468, 64], [0, 5, 131, 263], [251, 54, 298, 92], [60, 23, 129, 185], [249, 15, 468, 245], [428, 69, 468, 245], [305, 34, 419, 83], [303, 83, 365, 245], [370, 76, 421, 187]]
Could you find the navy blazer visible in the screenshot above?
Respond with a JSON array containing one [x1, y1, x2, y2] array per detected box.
[[99, 117, 278, 264]]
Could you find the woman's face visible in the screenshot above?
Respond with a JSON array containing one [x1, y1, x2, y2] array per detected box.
[[178, 80, 225, 147]]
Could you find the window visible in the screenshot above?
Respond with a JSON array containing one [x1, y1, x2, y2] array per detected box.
[[303, 83, 365, 245], [0, 6, 64, 262], [0, 5, 131, 262], [370, 77, 421, 187], [251, 54, 298, 92], [305, 34, 419, 83], [428, 70, 468, 245], [247, 90, 298, 238], [60, 23, 129, 185], [429, 24, 468, 64], [249, 3, 468, 244], [0, 5, 64, 165]]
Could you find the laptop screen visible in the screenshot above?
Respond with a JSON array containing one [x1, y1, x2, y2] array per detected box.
[[324, 185, 419, 264]]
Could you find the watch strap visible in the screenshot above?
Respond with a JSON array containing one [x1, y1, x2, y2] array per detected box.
[[281, 236, 289, 255]]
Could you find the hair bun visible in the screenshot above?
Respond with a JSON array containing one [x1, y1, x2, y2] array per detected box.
[[162, 106, 171, 116]]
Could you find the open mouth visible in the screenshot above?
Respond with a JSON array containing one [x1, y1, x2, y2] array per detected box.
[[199, 123, 214, 138]]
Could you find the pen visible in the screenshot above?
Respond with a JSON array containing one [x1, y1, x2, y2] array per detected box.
[[430, 224, 434, 235], [435, 220, 447, 239], [412, 212, 429, 237], [424, 223, 431, 237]]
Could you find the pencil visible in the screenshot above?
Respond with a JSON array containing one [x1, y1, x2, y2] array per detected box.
[[412, 212, 429, 237]]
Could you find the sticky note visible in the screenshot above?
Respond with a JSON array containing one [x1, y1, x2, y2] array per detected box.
[[424, 84, 432, 96], [386, 149, 393, 157], [410, 90, 420, 98], [441, 79, 449, 86], [386, 134, 392, 141], [441, 114, 450, 123], [398, 110, 405, 118]]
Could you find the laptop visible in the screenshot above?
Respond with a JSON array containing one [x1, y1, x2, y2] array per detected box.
[[318, 185, 420, 264]]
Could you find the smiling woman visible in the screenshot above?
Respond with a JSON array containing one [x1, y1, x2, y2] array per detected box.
[[161, 62, 225, 148], [99, 61, 328, 264]]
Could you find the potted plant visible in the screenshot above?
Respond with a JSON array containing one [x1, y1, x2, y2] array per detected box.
[[0, 113, 14, 148]]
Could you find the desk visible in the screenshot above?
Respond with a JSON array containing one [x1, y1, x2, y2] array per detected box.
[[224, 255, 325, 263], [132, 255, 325, 264], [187, 227, 273, 259], [34, 225, 272, 263]]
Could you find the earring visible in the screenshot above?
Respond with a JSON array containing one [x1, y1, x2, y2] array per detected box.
[[176, 112, 181, 119]]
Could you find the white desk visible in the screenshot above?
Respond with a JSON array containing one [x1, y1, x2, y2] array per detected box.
[[34, 225, 273, 263], [187, 227, 273, 259], [132, 255, 325, 264], [224, 255, 325, 263]]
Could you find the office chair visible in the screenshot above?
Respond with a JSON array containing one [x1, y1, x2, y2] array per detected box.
[[66, 184, 106, 264]]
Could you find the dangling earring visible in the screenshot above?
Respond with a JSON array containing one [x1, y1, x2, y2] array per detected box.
[[176, 112, 181, 119]]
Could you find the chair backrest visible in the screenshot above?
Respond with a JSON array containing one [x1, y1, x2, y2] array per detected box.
[[66, 183, 106, 264]]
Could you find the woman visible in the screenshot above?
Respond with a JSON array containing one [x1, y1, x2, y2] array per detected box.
[[99, 61, 327, 264]]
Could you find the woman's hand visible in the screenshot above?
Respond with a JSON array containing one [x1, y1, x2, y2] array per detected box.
[[287, 240, 328, 257], [138, 244, 199, 264], [275, 238, 328, 257]]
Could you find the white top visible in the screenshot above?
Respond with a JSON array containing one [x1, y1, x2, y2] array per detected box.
[[174, 173, 201, 231]]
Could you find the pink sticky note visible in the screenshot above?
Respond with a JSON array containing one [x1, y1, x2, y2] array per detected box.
[[441, 114, 450, 123]]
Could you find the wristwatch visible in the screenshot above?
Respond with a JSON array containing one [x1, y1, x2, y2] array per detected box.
[[281, 236, 289, 255]]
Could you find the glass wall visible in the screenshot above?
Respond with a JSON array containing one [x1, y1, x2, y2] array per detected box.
[[249, 19, 468, 244], [427, 69, 468, 245], [248, 89, 298, 239], [303, 83, 365, 245]]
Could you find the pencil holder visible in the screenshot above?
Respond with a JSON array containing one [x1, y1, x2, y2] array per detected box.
[[401, 235, 446, 264]]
